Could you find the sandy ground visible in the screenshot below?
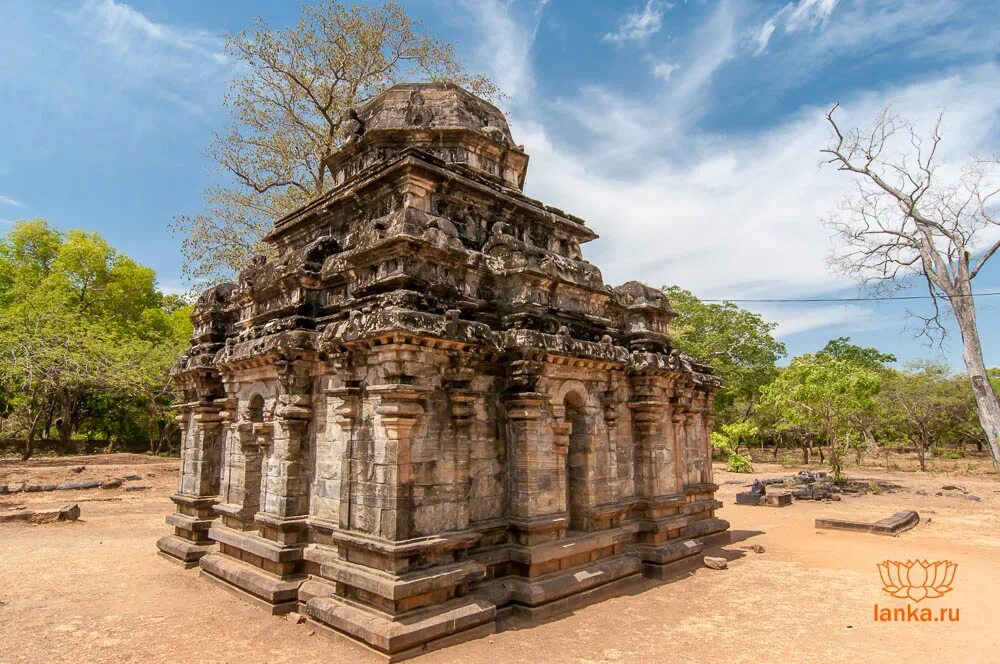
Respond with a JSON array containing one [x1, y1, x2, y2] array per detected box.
[[0, 455, 998, 664]]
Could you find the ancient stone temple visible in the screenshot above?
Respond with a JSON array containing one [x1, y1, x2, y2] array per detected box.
[[158, 82, 727, 659]]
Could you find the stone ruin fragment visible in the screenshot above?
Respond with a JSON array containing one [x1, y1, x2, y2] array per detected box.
[[158, 82, 728, 659]]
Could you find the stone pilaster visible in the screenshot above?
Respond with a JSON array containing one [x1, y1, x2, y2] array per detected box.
[[504, 391, 564, 544], [215, 395, 262, 531], [157, 398, 224, 568], [367, 383, 429, 540]]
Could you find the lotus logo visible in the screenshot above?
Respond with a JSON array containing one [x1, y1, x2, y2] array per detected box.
[[877, 560, 958, 602]]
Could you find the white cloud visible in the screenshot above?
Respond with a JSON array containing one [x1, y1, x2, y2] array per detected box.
[[602, 0, 671, 44], [753, 19, 776, 55], [0, 195, 25, 208], [509, 64, 1000, 338], [79, 0, 225, 62], [66, 0, 230, 116], [785, 0, 839, 32], [460, 0, 545, 106], [650, 60, 680, 81], [751, 0, 839, 56], [555, 1, 738, 161], [760, 303, 874, 339]]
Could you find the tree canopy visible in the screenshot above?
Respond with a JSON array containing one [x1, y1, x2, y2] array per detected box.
[[0, 220, 191, 459], [760, 352, 882, 480], [172, 1, 497, 286], [664, 286, 786, 418]]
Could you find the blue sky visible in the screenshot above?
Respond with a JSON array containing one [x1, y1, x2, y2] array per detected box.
[[1, 0, 999, 368]]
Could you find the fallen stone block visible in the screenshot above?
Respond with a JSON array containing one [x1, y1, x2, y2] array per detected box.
[[70, 465, 85, 473], [703, 556, 728, 570], [123, 474, 142, 482], [0, 485, 7, 495], [740, 544, 765, 553], [763, 493, 792, 507], [815, 510, 919, 536], [0, 503, 80, 524], [56, 480, 102, 491], [7, 483, 25, 493], [125, 485, 150, 492], [100, 479, 122, 490], [735, 492, 761, 506]]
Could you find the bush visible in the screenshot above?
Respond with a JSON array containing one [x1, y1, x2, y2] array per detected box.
[[726, 452, 754, 473], [946, 450, 966, 459]]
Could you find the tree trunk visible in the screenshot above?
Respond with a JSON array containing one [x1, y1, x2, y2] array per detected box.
[[56, 388, 76, 451], [22, 424, 35, 461], [952, 297, 1000, 470]]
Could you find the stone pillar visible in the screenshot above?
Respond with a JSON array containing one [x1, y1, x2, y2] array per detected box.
[[505, 391, 563, 544], [255, 360, 313, 550], [367, 383, 428, 540], [447, 386, 477, 529], [628, 376, 678, 499], [214, 395, 262, 531], [322, 386, 360, 529], [157, 398, 224, 568]]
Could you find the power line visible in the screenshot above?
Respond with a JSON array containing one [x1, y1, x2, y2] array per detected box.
[[698, 291, 1000, 303]]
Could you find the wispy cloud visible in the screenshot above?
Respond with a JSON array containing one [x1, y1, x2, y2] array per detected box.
[[602, 0, 671, 44], [78, 0, 225, 62], [762, 303, 874, 339], [510, 62, 1000, 341], [785, 0, 839, 32], [460, 0, 547, 106], [0, 195, 25, 208], [752, 19, 777, 55], [650, 60, 680, 81], [752, 0, 839, 56], [65, 0, 230, 116]]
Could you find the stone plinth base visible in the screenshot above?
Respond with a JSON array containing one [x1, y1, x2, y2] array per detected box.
[[199, 553, 305, 614], [303, 593, 496, 659], [156, 534, 215, 569]]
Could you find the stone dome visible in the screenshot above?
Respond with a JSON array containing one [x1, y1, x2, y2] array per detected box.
[[326, 82, 529, 190], [356, 82, 516, 146]]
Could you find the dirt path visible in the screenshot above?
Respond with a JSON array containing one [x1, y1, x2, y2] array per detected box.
[[0, 457, 997, 664]]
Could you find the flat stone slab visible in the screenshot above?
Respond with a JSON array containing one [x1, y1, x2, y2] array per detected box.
[[815, 510, 919, 536], [0, 503, 80, 524]]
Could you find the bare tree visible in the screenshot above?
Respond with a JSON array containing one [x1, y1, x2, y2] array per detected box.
[[171, 1, 497, 286], [822, 103, 1000, 469]]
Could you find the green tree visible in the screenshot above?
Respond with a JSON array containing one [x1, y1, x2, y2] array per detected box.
[[664, 286, 786, 420], [711, 421, 758, 473], [879, 362, 981, 470], [0, 221, 191, 459], [172, 1, 496, 285], [760, 353, 882, 481], [819, 337, 896, 370]]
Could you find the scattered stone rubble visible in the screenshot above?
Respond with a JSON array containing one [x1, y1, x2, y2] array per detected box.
[[0, 474, 145, 495], [156, 82, 729, 659], [735, 478, 791, 507], [936, 485, 982, 501]]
